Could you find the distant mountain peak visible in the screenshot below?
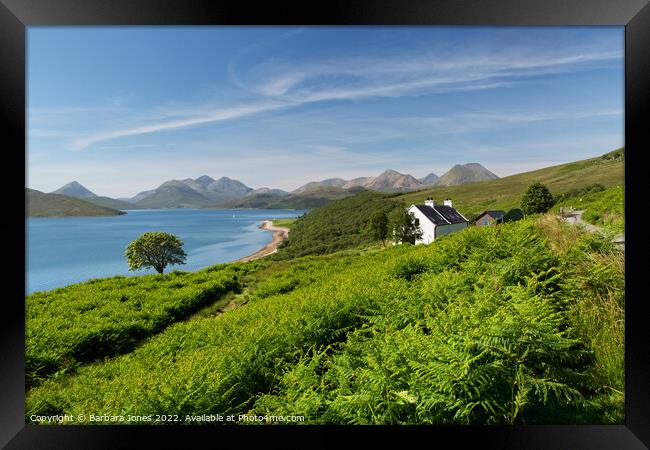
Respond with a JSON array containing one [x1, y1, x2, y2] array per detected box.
[[52, 181, 97, 199], [419, 172, 439, 185], [434, 163, 499, 187]]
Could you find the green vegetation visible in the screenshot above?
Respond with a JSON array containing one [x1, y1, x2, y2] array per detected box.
[[26, 188, 126, 218], [125, 232, 187, 274], [521, 182, 555, 214], [553, 183, 606, 204], [389, 209, 422, 245], [553, 185, 624, 234], [86, 196, 143, 210], [271, 218, 297, 229], [26, 217, 623, 424], [25, 266, 244, 388], [367, 210, 389, 246], [274, 190, 401, 259], [277, 149, 623, 258]]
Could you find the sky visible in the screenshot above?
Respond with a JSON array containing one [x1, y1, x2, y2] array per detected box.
[[27, 26, 624, 198]]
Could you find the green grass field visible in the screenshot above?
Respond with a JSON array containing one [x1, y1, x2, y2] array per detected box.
[[271, 218, 297, 229]]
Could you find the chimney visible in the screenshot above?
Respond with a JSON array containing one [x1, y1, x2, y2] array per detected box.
[[444, 198, 453, 208], [424, 197, 435, 207]]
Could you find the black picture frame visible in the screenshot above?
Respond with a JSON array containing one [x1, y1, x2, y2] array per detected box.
[[2, 0, 648, 448]]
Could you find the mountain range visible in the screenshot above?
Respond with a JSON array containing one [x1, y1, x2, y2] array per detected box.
[[38, 163, 498, 213]]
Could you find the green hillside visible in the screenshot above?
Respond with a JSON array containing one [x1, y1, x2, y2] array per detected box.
[[26, 266, 242, 388], [26, 217, 624, 424], [274, 190, 401, 259], [553, 185, 624, 234], [275, 149, 624, 258], [397, 148, 624, 220], [86, 196, 144, 210], [26, 189, 126, 217], [211, 186, 363, 210]]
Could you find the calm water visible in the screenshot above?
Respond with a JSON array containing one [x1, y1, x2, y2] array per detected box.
[[26, 209, 305, 294]]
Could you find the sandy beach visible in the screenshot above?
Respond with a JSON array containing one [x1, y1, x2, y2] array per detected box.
[[236, 220, 290, 262]]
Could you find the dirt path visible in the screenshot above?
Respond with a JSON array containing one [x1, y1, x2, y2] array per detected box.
[[561, 209, 624, 248], [235, 220, 290, 262]]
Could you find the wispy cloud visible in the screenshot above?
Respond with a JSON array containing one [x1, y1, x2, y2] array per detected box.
[[70, 100, 291, 150], [62, 35, 621, 151], [234, 44, 621, 103]]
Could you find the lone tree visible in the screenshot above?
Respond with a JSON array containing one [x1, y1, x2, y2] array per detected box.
[[368, 210, 389, 247], [389, 208, 422, 245], [125, 231, 187, 274], [521, 182, 554, 215]]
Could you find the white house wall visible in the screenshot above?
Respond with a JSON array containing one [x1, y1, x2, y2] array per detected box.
[[408, 206, 437, 245]]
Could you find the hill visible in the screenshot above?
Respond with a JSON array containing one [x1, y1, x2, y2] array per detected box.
[[294, 166, 495, 195], [85, 196, 143, 210], [365, 169, 425, 192], [51, 181, 143, 210], [26, 217, 624, 424], [292, 178, 347, 194], [134, 180, 214, 208], [278, 148, 624, 257], [434, 163, 499, 186], [130, 176, 254, 208], [26, 188, 126, 217], [211, 185, 362, 210], [419, 172, 439, 185], [128, 189, 156, 203], [274, 190, 401, 258], [51, 181, 97, 199], [181, 175, 252, 202], [398, 149, 624, 220]]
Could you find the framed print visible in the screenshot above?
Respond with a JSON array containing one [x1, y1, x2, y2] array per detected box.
[[2, 0, 649, 448]]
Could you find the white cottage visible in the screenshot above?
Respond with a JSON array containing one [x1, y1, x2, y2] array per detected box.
[[408, 198, 469, 245]]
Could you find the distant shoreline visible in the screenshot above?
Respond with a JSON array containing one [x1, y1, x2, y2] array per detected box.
[[236, 220, 290, 263]]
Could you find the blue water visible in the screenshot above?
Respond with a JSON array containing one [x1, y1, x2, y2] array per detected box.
[[26, 209, 305, 294]]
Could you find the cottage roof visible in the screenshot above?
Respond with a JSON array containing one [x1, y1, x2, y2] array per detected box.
[[477, 210, 506, 220], [413, 204, 468, 225]]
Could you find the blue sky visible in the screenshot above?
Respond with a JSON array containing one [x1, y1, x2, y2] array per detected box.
[[27, 26, 624, 198]]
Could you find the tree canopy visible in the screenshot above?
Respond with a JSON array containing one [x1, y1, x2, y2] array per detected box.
[[521, 182, 554, 215], [368, 210, 389, 246], [125, 232, 187, 274], [390, 209, 422, 245]]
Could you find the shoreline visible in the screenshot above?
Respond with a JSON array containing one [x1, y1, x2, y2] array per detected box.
[[236, 220, 290, 263]]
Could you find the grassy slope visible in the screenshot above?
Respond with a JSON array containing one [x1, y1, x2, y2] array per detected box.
[[274, 190, 401, 259], [271, 218, 296, 229], [552, 185, 624, 234], [27, 188, 125, 217], [396, 149, 624, 219], [273, 149, 624, 259], [26, 266, 243, 388], [26, 217, 624, 424]]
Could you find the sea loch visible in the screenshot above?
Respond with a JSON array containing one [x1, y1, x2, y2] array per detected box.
[[26, 208, 305, 294]]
